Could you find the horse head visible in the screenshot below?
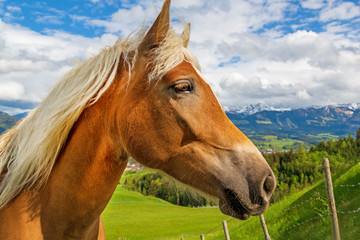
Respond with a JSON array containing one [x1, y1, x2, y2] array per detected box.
[[116, 0, 276, 220]]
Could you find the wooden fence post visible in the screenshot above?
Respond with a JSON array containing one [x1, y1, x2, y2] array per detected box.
[[322, 158, 341, 240], [222, 220, 230, 240], [259, 214, 271, 240], [200, 234, 205, 240]]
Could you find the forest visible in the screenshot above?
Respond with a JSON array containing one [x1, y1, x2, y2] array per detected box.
[[266, 128, 360, 201], [122, 129, 360, 206]]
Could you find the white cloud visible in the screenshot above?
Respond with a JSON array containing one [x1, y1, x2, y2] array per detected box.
[[176, 0, 290, 44], [89, 5, 157, 36], [0, 59, 50, 73], [301, 0, 325, 9], [320, 2, 360, 21], [0, 81, 24, 101], [171, 0, 203, 8], [35, 15, 63, 25], [216, 30, 341, 69], [0, 19, 118, 103], [324, 21, 353, 34], [296, 89, 311, 100], [6, 6, 21, 12], [204, 26, 360, 107]]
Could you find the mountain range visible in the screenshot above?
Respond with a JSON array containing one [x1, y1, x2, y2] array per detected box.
[[1, 103, 360, 146], [223, 103, 360, 116], [223, 103, 292, 115], [225, 103, 360, 145]]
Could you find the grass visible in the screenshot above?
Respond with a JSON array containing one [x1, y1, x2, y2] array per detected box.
[[101, 186, 230, 240], [251, 135, 308, 150], [102, 163, 360, 240], [249, 133, 344, 150], [205, 162, 360, 240], [306, 133, 343, 142]]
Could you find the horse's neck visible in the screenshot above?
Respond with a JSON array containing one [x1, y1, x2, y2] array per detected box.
[[38, 86, 129, 238]]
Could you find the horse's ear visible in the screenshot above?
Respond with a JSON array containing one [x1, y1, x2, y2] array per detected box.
[[181, 23, 191, 48], [139, 0, 171, 54]]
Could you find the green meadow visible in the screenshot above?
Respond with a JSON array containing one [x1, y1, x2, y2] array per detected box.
[[101, 186, 230, 240], [251, 135, 308, 150], [102, 163, 360, 240], [249, 133, 341, 150]]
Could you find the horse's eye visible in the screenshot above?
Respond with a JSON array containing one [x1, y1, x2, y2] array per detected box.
[[173, 81, 193, 93]]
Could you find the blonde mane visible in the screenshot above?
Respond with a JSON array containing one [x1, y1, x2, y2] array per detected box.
[[0, 24, 198, 209]]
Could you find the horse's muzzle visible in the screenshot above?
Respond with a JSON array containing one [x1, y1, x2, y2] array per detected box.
[[219, 173, 276, 220]]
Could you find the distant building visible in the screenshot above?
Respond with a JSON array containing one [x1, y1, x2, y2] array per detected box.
[[125, 162, 144, 172], [260, 149, 273, 154], [260, 149, 287, 154]]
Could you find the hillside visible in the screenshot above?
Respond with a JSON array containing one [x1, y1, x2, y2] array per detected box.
[[205, 162, 360, 240], [0, 112, 18, 134], [101, 186, 228, 240], [102, 163, 360, 239]]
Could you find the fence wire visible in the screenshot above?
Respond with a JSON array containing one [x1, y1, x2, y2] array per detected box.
[[188, 177, 360, 240], [223, 180, 360, 240]]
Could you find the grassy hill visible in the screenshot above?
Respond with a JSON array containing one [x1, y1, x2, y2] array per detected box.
[[101, 186, 230, 240], [102, 163, 360, 240], [248, 133, 340, 150], [203, 162, 360, 240], [0, 112, 18, 134]]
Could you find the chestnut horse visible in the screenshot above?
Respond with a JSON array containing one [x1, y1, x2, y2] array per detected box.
[[0, 0, 275, 239]]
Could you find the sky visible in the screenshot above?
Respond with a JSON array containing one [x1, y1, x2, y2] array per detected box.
[[0, 0, 359, 115]]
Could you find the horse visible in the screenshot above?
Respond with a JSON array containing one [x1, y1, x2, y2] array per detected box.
[[0, 0, 276, 239]]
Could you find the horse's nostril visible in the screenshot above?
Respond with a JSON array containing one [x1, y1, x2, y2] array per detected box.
[[263, 175, 275, 196]]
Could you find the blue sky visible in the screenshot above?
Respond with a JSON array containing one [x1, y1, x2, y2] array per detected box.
[[4, 1, 359, 37], [0, 0, 360, 114]]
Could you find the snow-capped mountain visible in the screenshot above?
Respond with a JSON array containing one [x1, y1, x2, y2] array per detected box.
[[224, 103, 360, 143], [223, 103, 360, 116], [223, 103, 291, 115]]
